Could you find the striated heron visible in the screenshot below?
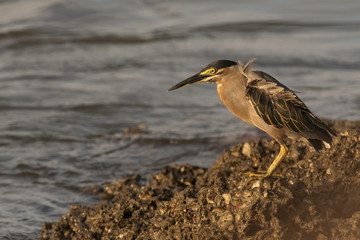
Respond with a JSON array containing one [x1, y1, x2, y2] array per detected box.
[[168, 59, 336, 178]]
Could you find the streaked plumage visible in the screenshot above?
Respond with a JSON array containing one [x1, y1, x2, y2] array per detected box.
[[169, 59, 336, 178]]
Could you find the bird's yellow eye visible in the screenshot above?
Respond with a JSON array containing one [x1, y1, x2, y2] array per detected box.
[[208, 68, 217, 74], [200, 67, 217, 76]]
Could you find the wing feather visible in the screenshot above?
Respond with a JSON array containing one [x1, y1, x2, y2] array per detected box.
[[245, 73, 321, 135]]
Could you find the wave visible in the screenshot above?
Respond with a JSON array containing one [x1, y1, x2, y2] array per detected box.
[[0, 103, 152, 112], [0, 28, 186, 49], [2, 20, 359, 49], [193, 20, 360, 33]]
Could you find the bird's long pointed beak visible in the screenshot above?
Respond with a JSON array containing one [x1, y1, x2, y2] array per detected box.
[[168, 73, 207, 91]]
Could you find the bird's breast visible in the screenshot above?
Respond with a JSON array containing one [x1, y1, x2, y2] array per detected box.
[[216, 78, 253, 125]]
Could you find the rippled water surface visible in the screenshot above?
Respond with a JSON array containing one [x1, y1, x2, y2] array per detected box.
[[1, 0, 359, 238]]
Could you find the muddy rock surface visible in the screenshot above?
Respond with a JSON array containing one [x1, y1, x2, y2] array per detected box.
[[39, 120, 360, 240]]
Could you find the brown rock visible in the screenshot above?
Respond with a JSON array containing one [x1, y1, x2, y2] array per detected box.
[[39, 120, 360, 240]]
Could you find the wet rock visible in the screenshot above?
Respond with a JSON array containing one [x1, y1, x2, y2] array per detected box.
[[121, 124, 148, 135], [241, 142, 252, 158], [39, 120, 360, 240]]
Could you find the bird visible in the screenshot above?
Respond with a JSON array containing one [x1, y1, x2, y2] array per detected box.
[[168, 59, 337, 178]]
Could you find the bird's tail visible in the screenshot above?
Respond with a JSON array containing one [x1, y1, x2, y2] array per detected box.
[[307, 119, 337, 151], [308, 139, 326, 152]]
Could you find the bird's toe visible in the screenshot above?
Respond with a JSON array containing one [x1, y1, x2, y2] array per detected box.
[[244, 171, 283, 179]]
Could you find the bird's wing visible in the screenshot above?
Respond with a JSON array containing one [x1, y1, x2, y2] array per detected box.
[[245, 71, 319, 134]]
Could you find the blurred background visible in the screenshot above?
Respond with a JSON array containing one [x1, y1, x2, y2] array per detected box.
[[0, 0, 359, 238]]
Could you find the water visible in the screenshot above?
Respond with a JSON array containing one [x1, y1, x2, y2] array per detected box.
[[0, 0, 359, 238]]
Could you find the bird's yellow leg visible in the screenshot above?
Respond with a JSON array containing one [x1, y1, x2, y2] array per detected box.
[[245, 144, 288, 179]]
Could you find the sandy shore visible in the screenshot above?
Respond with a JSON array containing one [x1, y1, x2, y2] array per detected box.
[[39, 120, 360, 240]]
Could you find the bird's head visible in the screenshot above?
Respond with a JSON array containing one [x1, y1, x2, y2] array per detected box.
[[168, 60, 237, 91]]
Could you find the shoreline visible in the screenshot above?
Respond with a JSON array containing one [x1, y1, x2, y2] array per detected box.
[[39, 120, 360, 239]]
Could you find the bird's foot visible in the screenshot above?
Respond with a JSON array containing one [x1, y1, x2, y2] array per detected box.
[[244, 171, 283, 179]]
